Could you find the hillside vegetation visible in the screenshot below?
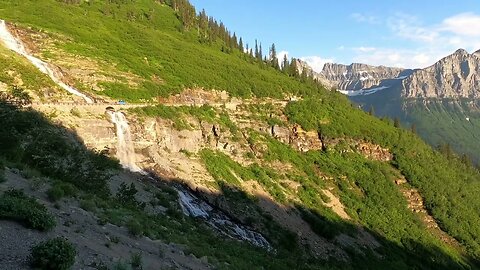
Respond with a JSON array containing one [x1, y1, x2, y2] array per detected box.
[[0, 0, 319, 101], [0, 0, 480, 269]]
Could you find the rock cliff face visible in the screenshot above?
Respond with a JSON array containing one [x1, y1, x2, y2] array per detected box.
[[316, 48, 480, 99], [318, 63, 405, 91], [403, 49, 480, 98]]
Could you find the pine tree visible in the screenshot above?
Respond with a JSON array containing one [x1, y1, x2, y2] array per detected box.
[[281, 54, 289, 73], [461, 154, 472, 168], [269, 43, 279, 69], [368, 106, 374, 115], [394, 117, 400, 128], [259, 43, 263, 61], [198, 9, 208, 39], [239, 37, 244, 52], [411, 123, 417, 134], [288, 58, 300, 77]]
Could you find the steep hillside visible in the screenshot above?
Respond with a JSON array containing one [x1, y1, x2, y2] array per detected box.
[[0, 0, 319, 102], [1, 1, 480, 270], [346, 49, 480, 163]]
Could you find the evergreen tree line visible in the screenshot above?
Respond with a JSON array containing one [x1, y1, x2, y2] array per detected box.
[[159, 0, 321, 88]]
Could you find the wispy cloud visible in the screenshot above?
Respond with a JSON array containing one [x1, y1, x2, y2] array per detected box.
[[276, 50, 289, 66], [300, 56, 335, 73], [387, 13, 439, 43], [350, 12, 480, 68], [351, 13, 380, 24], [353, 46, 376, 53], [352, 48, 445, 68]]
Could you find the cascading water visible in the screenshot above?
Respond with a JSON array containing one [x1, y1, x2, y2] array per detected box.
[[0, 19, 93, 103], [177, 189, 273, 251], [107, 110, 142, 172]]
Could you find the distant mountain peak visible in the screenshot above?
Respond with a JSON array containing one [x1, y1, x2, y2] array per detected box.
[[404, 48, 480, 98], [453, 48, 469, 55], [473, 49, 480, 58], [318, 62, 405, 93]]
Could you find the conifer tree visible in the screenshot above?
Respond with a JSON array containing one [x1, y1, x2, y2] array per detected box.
[[281, 54, 289, 73], [239, 37, 244, 52], [269, 43, 279, 69], [259, 43, 263, 61]]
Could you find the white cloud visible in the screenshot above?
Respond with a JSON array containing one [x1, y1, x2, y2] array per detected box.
[[441, 13, 480, 37], [387, 13, 439, 43], [276, 50, 289, 67], [277, 50, 289, 60], [352, 48, 447, 69], [350, 12, 480, 68], [353, 46, 376, 53], [300, 56, 335, 73], [351, 13, 380, 24]]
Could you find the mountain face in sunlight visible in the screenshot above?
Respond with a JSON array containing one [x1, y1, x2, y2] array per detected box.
[[314, 49, 480, 164]]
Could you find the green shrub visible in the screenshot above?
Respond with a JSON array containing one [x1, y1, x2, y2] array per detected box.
[[79, 199, 96, 212], [47, 185, 65, 202], [130, 252, 143, 269], [0, 189, 55, 231], [127, 219, 143, 237], [116, 183, 145, 210], [0, 169, 5, 183], [47, 182, 77, 202], [30, 237, 76, 270]]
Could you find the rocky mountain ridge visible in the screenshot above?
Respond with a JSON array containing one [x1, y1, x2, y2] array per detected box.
[[318, 62, 405, 91], [403, 49, 480, 98], [315, 48, 480, 99]]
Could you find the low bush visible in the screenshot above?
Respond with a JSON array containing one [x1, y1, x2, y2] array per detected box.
[[0, 189, 55, 231], [127, 219, 143, 237], [47, 185, 65, 202], [30, 237, 76, 270]]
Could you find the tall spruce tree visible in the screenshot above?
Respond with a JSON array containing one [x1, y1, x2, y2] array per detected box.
[[269, 43, 279, 69], [282, 54, 289, 73]]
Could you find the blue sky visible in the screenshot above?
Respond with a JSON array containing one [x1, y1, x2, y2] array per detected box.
[[190, 0, 480, 71]]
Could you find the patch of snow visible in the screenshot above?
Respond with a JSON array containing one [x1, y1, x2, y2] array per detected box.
[[339, 86, 390, 96], [395, 76, 408, 80]]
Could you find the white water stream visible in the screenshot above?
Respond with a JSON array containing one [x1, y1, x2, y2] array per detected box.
[[0, 19, 93, 103], [107, 111, 142, 172], [177, 189, 273, 250]]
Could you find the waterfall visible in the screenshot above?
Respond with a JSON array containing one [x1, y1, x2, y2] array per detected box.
[[0, 19, 93, 103], [107, 111, 141, 172]]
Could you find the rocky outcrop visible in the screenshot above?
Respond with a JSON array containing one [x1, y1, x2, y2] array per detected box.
[[403, 49, 480, 98], [319, 63, 404, 91]]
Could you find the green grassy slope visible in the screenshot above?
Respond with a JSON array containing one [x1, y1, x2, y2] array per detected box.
[[1, 0, 480, 269], [0, 0, 316, 101], [285, 96, 480, 262], [404, 99, 480, 164], [353, 91, 480, 164]]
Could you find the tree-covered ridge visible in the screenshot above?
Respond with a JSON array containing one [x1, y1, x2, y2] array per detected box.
[[0, 0, 318, 102]]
